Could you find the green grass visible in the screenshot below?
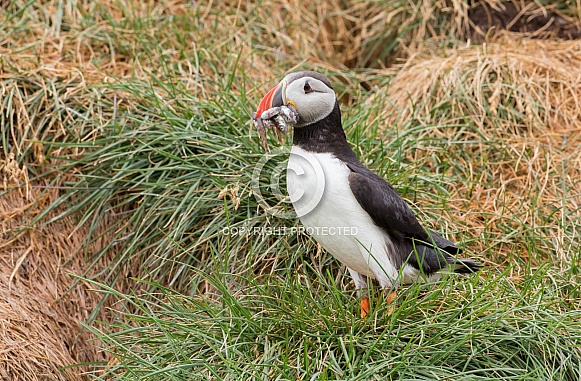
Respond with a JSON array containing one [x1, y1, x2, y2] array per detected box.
[[85, 264, 581, 380]]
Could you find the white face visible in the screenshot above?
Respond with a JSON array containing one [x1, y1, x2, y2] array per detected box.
[[282, 75, 336, 127]]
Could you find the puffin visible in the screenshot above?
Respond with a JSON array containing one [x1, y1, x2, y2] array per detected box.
[[254, 71, 482, 317]]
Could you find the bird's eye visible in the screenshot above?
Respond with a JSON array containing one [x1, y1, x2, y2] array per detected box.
[[303, 82, 313, 93]]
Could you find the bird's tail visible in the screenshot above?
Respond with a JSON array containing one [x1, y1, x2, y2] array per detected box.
[[449, 258, 483, 274]]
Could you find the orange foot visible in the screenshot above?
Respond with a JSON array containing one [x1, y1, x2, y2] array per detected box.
[[387, 290, 397, 315], [360, 297, 370, 318]]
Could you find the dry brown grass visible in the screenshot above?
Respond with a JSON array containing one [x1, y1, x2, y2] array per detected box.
[[1, 3, 134, 378], [0, 65, 126, 377], [385, 35, 581, 131], [0, 181, 111, 380], [287, 0, 581, 69]]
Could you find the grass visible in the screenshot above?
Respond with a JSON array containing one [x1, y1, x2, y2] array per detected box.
[[86, 265, 581, 380], [1, 0, 581, 380]]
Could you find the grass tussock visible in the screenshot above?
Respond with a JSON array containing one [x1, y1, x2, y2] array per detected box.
[[384, 36, 581, 132], [0, 54, 117, 379], [0, 182, 117, 380], [372, 35, 581, 275], [88, 267, 581, 380], [1, 0, 581, 380]]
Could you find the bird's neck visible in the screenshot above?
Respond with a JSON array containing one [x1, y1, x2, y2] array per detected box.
[[292, 103, 358, 162]]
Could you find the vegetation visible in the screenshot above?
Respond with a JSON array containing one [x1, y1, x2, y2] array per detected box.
[[1, 1, 580, 380]]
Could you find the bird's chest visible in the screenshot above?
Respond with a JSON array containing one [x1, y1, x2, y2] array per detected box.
[[286, 146, 353, 224], [286, 147, 374, 267]]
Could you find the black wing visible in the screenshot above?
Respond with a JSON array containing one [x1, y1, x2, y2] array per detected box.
[[347, 163, 461, 255]]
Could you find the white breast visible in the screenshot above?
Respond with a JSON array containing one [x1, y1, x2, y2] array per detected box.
[[286, 146, 405, 287]]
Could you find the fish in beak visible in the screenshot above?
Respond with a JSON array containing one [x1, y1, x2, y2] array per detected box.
[[252, 80, 297, 150]]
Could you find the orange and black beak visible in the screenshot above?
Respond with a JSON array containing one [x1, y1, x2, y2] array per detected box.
[[255, 81, 285, 119]]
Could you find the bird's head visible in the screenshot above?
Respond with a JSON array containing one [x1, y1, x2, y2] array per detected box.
[[255, 71, 337, 128]]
